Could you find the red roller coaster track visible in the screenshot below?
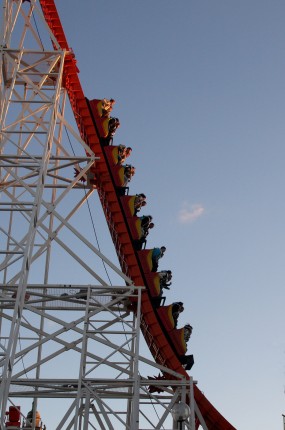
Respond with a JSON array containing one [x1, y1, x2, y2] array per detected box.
[[38, 1, 236, 429]]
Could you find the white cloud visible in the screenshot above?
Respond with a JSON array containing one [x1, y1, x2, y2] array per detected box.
[[178, 202, 205, 224]]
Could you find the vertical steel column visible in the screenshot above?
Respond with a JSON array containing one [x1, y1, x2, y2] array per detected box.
[[74, 286, 91, 430], [189, 377, 195, 430], [0, 47, 66, 424], [130, 287, 141, 430]]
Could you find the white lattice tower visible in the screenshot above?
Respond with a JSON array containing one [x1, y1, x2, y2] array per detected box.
[[0, 2, 195, 429]]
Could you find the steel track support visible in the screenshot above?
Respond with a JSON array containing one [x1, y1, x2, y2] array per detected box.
[[0, 2, 202, 429]]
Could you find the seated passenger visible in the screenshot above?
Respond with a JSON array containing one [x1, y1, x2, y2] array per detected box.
[[124, 164, 135, 182], [101, 98, 115, 117], [117, 164, 136, 196], [102, 117, 120, 145], [108, 117, 120, 143], [151, 246, 166, 272], [158, 270, 172, 290], [140, 215, 153, 230], [24, 402, 43, 429], [123, 164, 135, 189], [184, 324, 193, 342], [117, 145, 132, 165], [154, 270, 172, 305], [136, 223, 154, 250], [133, 216, 154, 250], [140, 222, 154, 249], [134, 193, 147, 215], [172, 301, 184, 328]]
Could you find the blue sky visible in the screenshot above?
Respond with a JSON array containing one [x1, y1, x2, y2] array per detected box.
[[54, 1, 285, 428]]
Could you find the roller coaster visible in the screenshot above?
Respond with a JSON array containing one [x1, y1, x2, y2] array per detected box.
[[0, 1, 237, 428]]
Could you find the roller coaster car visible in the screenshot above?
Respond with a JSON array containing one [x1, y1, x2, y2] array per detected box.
[[93, 99, 105, 117], [120, 195, 137, 217], [154, 307, 194, 370], [136, 249, 153, 273], [109, 164, 125, 187], [109, 164, 135, 193], [143, 273, 161, 297], [157, 305, 175, 331], [168, 327, 188, 355], [88, 98, 195, 374], [104, 145, 132, 167], [5, 406, 21, 428], [94, 98, 115, 118], [104, 145, 119, 165], [87, 98, 109, 138], [126, 216, 142, 240]]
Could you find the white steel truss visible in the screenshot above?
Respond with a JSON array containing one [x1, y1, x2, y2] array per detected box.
[[0, 1, 200, 429]]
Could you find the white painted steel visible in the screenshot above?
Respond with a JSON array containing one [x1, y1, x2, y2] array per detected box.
[[0, 1, 196, 429]]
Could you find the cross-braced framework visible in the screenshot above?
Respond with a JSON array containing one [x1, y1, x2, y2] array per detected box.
[[0, 1, 199, 429]]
